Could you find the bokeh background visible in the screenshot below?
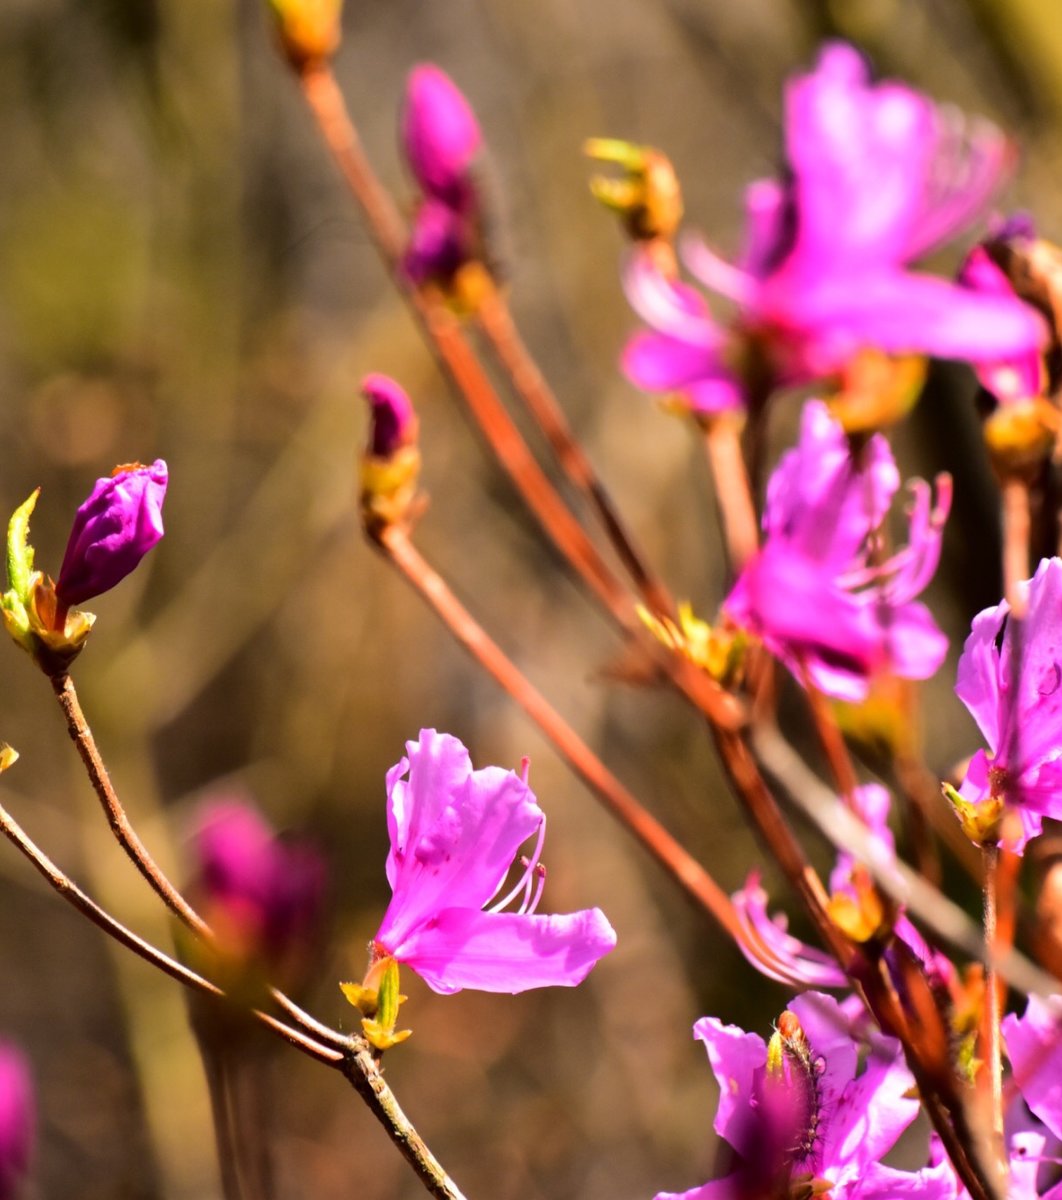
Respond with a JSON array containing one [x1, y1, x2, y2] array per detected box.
[[1, 0, 1061, 1196]]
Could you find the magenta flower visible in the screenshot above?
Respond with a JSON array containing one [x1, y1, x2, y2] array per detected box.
[[954, 557, 1062, 852], [372, 729, 617, 994], [55, 460, 167, 611], [621, 43, 1046, 414], [656, 992, 948, 1200], [190, 798, 325, 979], [0, 1044, 33, 1200], [957, 228, 1044, 406], [723, 401, 951, 700]]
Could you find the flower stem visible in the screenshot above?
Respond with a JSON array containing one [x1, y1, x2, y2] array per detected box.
[[1001, 475, 1031, 616], [983, 843, 1005, 1170], [377, 525, 743, 939], [475, 287, 674, 615], [50, 671, 211, 936], [701, 417, 759, 572]]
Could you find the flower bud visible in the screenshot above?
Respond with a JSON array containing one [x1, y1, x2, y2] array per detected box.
[[401, 65, 481, 206], [55, 460, 167, 611], [359, 375, 422, 537], [266, 0, 342, 70], [0, 1044, 33, 1200]]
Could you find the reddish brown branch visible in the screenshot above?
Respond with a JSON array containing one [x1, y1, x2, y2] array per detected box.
[[476, 289, 674, 615]]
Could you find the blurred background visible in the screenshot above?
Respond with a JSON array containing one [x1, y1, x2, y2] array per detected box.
[[1, 0, 1061, 1196]]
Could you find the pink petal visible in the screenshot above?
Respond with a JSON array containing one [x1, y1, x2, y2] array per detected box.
[[790, 269, 1047, 365], [391, 906, 616, 995], [784, 44, 936, 272], [1004, 995, 1062, 1142], [622, 331, 726, 393], [954, 601, 1007, 752], [379, 730, 543, 948], [1001, 558, 1062, 770], [691, 1017, 768, 1157]]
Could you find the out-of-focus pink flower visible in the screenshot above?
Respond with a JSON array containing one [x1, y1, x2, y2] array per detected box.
[[954, 557, 1062, 853], [361, 374, 418, 459], [0, 1044, 33, 1200], [373, 729, 616, 994], [621, 43, 1046, 415], [655, 993, 946, 1200], [402, 65, 481, 205], [191, 798, 326, 981], [54, 460, 167, 611], [957, 221, 1045, 405], [723, 401, 951, 700]]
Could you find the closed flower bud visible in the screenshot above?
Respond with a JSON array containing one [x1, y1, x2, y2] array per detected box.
[[266, 0, 342, 70], [359, 375, 421, 537], [55, 460, 167, 613], [401, 65, 481, 206]]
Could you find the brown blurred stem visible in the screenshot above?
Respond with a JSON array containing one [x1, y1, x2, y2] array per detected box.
[[475, 288, 674, 614], [1001, 476, 1031, 615], [700, 417, 759, 572], [376, 524, 742, 939]]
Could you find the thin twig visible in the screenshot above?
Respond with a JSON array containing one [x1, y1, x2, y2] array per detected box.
[[1001, 476, 1031, 616], [377, 526, 742, 939], [50, 672, 212, 937], [339, 1046, 468, 1200], [476, 288, 674, 615]]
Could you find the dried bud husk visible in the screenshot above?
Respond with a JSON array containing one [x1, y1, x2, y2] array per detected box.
[[585, 139, 683, 244], [267, 0, 342, 70]]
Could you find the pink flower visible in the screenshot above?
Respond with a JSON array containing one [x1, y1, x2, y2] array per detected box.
[[656, 993, 947, 1200], [373, 730, 616, 994], [723, 401, 950, 700], [954, 557, 1062, 852], [0, 1044, 33, 1200], [621, 44, 1046, 414], [190, 798, 325, 981], [957, 219, 1045, 405], [55, 460, 167, 610]]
